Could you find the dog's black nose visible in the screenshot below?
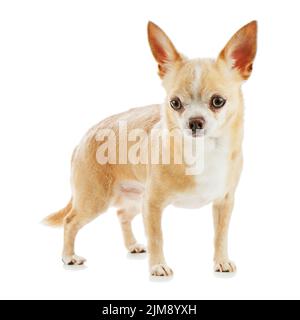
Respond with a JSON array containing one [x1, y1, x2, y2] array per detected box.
[[188, 117, 205, 132]]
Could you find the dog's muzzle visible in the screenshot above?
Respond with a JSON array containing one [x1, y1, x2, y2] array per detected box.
[[188, 117, 205, 137]]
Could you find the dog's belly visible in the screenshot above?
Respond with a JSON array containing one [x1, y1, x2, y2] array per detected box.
[[173, 195, 213, 209], [116, 138, 229, 210], [172, 181, 224, 209]]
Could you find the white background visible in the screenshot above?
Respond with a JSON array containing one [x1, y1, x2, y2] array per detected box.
[[0, 0, 299, 300]]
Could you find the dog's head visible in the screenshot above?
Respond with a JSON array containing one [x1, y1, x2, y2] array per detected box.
[[148, 21, 257, 138]]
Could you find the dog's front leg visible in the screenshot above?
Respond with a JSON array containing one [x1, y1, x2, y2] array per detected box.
[[143, 197, 173, 277], [213, 193, 236, 273]]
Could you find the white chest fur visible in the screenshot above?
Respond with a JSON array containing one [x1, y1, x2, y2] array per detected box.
[[172, 137, 229, 209]]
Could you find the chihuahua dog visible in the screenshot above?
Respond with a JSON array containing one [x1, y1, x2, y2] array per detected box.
[[44, 21, 257, 276]]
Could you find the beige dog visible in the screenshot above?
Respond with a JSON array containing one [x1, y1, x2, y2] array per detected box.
[[44, 21, 257, 276]]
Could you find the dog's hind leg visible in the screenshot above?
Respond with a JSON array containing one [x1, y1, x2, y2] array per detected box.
[[62, 200, 109, 265], [62, 207, 88, 265], [117, 208, 146, 254], [62, 170, 112, 265]]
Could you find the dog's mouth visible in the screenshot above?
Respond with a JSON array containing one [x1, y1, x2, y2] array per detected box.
[[185, 129, 206, 138]]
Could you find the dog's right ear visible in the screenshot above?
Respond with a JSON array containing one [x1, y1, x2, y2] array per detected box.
[[217, 21, 257, 80], [148, 21, 182, 78]]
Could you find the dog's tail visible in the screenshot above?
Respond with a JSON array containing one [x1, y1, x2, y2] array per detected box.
[[42, 200, 72, 227]]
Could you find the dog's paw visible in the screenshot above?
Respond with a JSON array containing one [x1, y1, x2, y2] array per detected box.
[[63, 255, 86, 266], [128, 243, 146, 254], [214, 260, 236, 273], [151, 264, 173, 277]]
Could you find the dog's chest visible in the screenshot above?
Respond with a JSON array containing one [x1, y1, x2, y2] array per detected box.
[[172, 139, 229, 209]]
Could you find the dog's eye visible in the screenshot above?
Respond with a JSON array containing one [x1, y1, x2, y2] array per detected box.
[[170, 97, 183, 111], [211, 95, 226, 109]]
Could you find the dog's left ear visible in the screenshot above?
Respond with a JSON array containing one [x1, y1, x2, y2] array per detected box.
[[218, 21, 257, 80], [148, 21, 182, 78]]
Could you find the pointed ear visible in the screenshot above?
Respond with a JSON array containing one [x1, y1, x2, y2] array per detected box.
[[147, 21, 182, 78], [218, 21, 257, 80]]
